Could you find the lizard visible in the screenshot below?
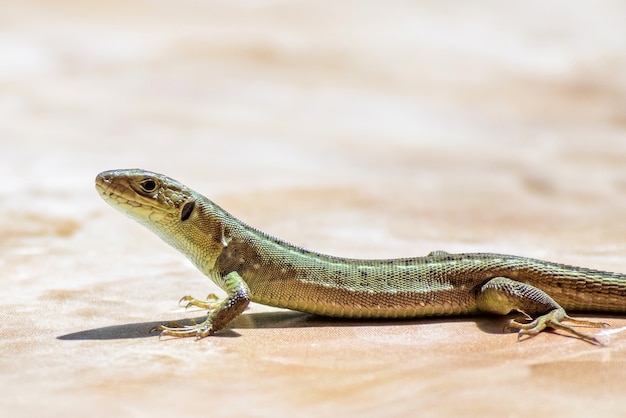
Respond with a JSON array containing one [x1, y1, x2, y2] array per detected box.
[[95, 168, 626, 344]]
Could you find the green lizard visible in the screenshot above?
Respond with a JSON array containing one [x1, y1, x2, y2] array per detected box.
[[95, 169, 626, 344]]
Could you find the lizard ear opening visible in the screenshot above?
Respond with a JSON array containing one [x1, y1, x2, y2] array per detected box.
[[181, 200, 195, 221]]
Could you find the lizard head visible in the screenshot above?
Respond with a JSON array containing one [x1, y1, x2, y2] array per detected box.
[[95, 169, 224, 272], [96, 169, 195, 226]]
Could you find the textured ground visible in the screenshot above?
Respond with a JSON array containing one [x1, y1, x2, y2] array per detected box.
[[2, 1, 626, 417]]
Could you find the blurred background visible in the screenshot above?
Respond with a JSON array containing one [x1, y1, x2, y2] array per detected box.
[[2, 1, 626, 417]]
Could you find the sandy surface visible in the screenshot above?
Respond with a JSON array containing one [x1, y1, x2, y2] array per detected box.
[[2, 1, 626, 417]]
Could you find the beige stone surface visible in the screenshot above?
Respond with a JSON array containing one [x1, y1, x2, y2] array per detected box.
[[2, 1, 626, 417]]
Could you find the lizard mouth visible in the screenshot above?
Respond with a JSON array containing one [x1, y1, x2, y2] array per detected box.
[[95, 171, 113, 199], [95, 171, 119, 203], [95, 170, 133, 205]]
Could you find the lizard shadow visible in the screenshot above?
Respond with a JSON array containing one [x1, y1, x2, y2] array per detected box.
[[57, 316, 239, 340], [234, 310, 510, 334], [56, 310, 520, 341]]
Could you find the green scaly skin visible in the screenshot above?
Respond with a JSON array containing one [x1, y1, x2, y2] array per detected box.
[[96, 169, 626, 344]]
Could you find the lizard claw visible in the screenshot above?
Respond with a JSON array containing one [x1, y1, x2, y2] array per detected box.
[[150, 321, 184, 333], [178, 293, 220, 310], [152, 320, 215, 339], [507, 308, 608, 345]]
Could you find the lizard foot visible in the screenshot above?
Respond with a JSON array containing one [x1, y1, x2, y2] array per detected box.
[[152, 319, 214, 339], [507, 308, 609, 345], [179, 293, 220, 310]]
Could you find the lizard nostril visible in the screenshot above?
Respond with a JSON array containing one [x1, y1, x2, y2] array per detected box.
[[96, 170, 116, 184]]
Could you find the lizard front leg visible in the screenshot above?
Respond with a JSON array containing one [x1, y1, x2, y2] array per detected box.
[[155, 271, 250, 338], [475, 277, 608, 344]]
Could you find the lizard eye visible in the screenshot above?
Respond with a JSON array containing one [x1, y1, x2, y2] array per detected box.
[[140, 179, 158, 193]]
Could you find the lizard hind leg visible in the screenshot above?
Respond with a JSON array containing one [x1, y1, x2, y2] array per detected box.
[[507, 308, 608, 345], [475, 277, 609, 345]]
